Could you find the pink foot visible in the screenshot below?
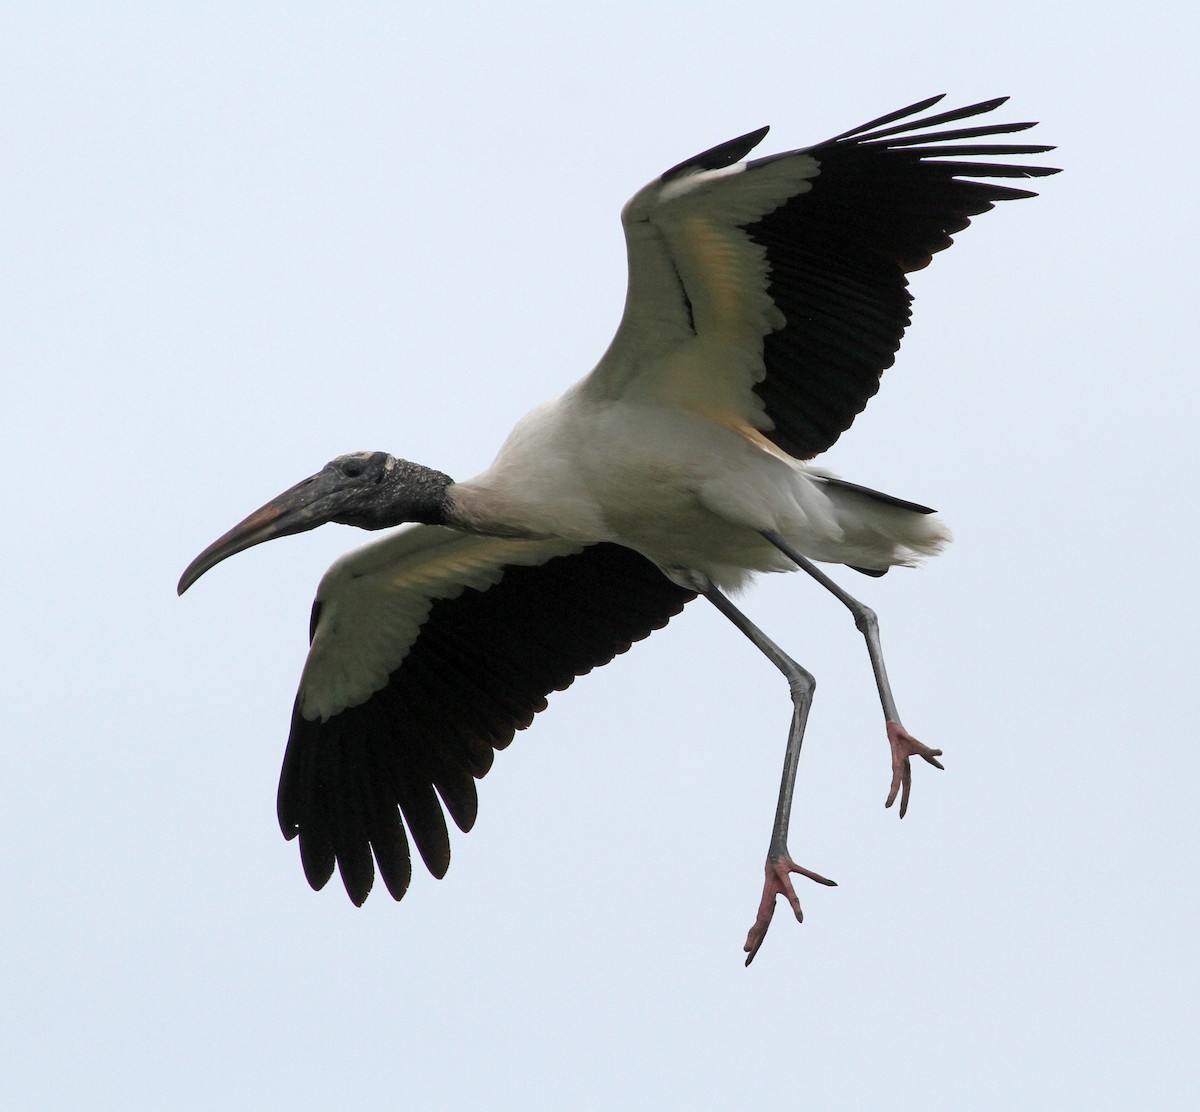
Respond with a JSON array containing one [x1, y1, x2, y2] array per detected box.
[[885, 721, 944, 818], [743, 853, 836, 966]]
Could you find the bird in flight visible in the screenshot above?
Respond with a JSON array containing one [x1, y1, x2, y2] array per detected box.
[[180, 95, 1056, 964]]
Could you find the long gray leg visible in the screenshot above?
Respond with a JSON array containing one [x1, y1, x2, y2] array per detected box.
[[761, 530, 944, 817], [704, 585, 836, 966]]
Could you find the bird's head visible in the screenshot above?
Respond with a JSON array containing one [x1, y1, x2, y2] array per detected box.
[[177, 451, 453, 594]]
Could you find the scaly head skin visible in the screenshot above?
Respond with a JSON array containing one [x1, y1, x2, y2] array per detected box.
[[177, 453, 453, 594]]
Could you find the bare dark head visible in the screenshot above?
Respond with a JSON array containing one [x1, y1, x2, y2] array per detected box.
[[177, 452, 453, 594], [316, 452, 453, 529]]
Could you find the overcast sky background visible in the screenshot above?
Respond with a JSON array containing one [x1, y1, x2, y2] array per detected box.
[[5, 3, 1198, 1109]]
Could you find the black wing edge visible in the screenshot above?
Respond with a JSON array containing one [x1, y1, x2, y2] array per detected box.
[[275, 543, 696, 906], [750, 95, 1061, 202], [661, 126, 770, 183], [744, 95, 1059, 461]]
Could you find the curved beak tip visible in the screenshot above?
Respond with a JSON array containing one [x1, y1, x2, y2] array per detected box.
[[175, 475, 334, 599], [176, 504, 286, 598], [176, 544, 225, 596]]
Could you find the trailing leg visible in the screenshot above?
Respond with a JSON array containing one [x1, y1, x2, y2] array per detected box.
[[761, 530, 944, 817]]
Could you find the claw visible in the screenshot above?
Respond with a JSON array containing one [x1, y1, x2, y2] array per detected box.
[[885, 721, 944, 818], [743, 853, 836, 966]]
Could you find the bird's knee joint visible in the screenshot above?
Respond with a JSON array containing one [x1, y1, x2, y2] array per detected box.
[[853, 604, 878, 636], [788, 667, 815, 700]]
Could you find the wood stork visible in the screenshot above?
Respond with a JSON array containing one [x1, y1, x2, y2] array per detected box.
[[179, 95, 1057, 964]]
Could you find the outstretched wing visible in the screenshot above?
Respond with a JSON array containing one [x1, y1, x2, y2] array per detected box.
[[277, 526, 695, 905], [586, 95, 1059, 459]]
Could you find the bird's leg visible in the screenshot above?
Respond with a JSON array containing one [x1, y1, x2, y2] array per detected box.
[[704, 587, 837, 966], [761, 531, 944, 817]]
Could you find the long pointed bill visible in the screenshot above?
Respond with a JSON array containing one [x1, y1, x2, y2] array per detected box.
[[177, 468, 345, 595]]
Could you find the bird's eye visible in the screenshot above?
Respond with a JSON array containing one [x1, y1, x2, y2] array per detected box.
[[341, 461, 364, 478]]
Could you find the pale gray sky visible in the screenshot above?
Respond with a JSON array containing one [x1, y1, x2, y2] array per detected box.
[[5, 3, 1198, 1109]]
